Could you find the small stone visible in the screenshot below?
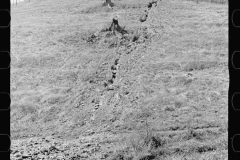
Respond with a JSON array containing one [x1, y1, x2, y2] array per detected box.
[[12, 150, 18, 154], [80, 153, 89, 158], [22, 153, 32, 159], [38, 154, 46, 159], [49, 146, 59, 151], [15, 153, 22, 157]]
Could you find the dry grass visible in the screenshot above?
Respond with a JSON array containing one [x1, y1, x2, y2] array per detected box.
[[11, 0, 228, 159], [186, 0, 228, 4]]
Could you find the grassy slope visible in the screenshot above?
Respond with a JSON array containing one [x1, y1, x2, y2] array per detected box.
[[11, 0, 228, 159]]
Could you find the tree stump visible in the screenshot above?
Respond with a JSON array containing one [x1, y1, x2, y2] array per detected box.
[[103, 0, 114, 8], [147, 2, 152, 9], [148, 0, 158, 9], [108, 16, 128, 35]]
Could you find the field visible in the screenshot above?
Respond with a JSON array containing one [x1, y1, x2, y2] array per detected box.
[[11, 0, 228, 159]]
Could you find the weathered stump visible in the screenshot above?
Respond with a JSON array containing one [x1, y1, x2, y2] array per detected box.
[[148, 0, 158, 9], [103, 0, 114, 8], [108, 17, 128, 35]]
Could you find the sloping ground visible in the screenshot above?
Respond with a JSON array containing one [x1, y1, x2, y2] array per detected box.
[[11, 0, 228, 159]]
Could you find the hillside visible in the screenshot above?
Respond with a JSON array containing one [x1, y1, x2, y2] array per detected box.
[[11, 0, 228, 159]]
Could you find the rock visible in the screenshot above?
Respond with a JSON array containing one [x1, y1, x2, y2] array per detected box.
[[137, 154, 155, 160], [49, 146, 59, 151], [12, 150, 18, 154], [15, 153, 22, 158], [22, 153, 31, 159], [80, 153, 89, 158], [56, 155, 65, 159], [139, 12, 148, 22], [38, 154, 47, 159]]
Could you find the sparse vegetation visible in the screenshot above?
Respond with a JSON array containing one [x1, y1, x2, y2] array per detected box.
[[187, 0, 228, 4], [11, 0, 228, 159]]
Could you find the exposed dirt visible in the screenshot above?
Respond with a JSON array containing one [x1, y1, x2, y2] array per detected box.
[[11, 0, 228, 159]]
